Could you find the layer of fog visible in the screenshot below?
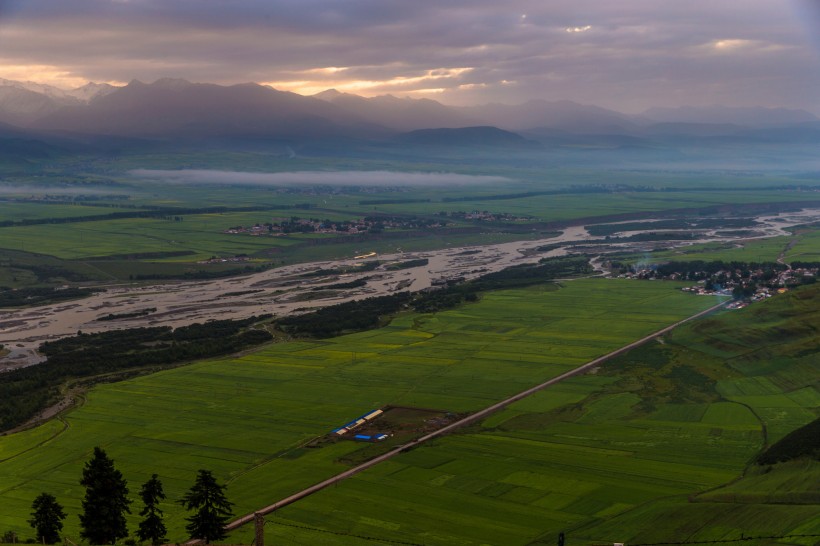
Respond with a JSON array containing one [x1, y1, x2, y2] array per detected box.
[[128, 169, 512, 187]]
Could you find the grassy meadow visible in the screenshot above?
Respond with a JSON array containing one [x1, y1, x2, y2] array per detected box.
[[617, 224, 820, 266], [221, 284, 819, 546], [0, 278, 721, 542], [2, 160, 820, 287], [1, 157, 819, 545]]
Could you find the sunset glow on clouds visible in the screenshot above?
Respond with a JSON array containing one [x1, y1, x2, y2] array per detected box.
[[0, 0, 817, 112]]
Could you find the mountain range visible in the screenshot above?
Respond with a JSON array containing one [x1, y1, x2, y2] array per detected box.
[[0, 77, 818, 150]]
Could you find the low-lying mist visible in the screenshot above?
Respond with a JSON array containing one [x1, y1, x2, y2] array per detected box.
[[128, 169, 512, 187]]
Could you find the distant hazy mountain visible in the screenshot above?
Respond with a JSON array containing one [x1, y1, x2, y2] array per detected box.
[[460, 99, 641, 134], [641, 122, 748, 137], [31, 78, 385, 138], [1, 77, 818, 148], [68, 82, 117, 102], [0, 77, 79, 103], [0, 78, 117, 126], [395, 126, 534, 147], [0, 77, 116, 103], [642, 105, 819, 127], [314, 89, 478, 131], [0, 86, 73, 125]]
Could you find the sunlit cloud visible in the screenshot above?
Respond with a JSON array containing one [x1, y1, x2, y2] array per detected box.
[[410, 87, 446, 95], [714, 39, 755, 50], [303, 66, 349, 75], [262, 67, 473, 97], [0, 1, 815, 112], [0, 62, 93, 88], [708, 39, 793, 54]]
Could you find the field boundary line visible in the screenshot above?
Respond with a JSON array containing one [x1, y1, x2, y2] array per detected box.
[[212, 297, 729, 538]]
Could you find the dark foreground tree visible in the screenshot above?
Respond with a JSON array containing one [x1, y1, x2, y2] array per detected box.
[[179, 470, 233, 544], [79, 447, 131, 545], [28, 493, 66, 544], [137, 474, 167, 545]]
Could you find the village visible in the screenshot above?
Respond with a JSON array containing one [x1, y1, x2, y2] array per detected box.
[[614, 259, 818, 303], [223, 214, 449, 236], [437, 210, 535, 222]]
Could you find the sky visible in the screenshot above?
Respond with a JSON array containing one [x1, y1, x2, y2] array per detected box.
[[0, 0, 819, 113]]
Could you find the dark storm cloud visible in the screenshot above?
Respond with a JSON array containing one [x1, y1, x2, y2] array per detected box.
[[0, 0, 817, 112]]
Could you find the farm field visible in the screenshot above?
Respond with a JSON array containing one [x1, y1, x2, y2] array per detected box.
[[380, 189, 814, 220], [626, 236, 792, 264], [224, 284, 820, 546], [3, 167, 820, 283], [0, 278, 720, 541], [785, 225, 820, 262], [0, 202, 141, 223], [618, 224, 820, 266]]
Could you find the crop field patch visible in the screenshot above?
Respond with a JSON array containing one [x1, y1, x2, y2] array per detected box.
[[576, 392, 641, 422], [785, 386, 820, 407], [0, 279, 760, 541], [783, 226, 820, 261], [717, 376, 788, 396], [700, 403, 760, 427], [648, 403, 709, 422]]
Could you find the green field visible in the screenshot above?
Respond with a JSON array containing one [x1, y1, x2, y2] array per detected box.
[[619, 224, 820, 265], [3, 161, 820, 287], [0, 278, 721, 541], [217, 284, 819, 546], [785, 225, 820, 262], [2, 156, 820, 544]]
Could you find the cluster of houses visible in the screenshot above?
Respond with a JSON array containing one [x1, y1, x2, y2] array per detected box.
[[438, 210, 533, 222], [617, 261, 817, 301], [224, 215, 447, 236], [197, 254, 251, 264]]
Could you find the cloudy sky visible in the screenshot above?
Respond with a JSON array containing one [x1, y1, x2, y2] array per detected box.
[[0, 0, 818, 113]]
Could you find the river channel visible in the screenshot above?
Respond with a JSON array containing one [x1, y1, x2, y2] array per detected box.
[[1, 208, 818, 371]]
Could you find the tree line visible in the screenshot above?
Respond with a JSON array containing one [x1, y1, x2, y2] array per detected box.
[[0, 287, 97, 308], [275, 256, 591, 338], [24, 447, 232, 545], [3, 257, 591, 430], [0, 316, 272, 431]]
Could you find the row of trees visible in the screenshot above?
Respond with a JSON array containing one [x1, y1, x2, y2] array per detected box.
[[1, 316, 272, 431], [29, 447, 233, 545]]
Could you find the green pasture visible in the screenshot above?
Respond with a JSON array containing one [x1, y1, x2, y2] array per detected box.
[[633, 236, 792, 264], [2, 169, 818, 271], [224, 284, 819, 546], [621, 225, 820, 265], [369, 189, 814, 223], [228, 389, 761, 545], [0, 202, 139, 222], [0, 279, 718, 541], [785, 225, 820, 262], [0, 215, 309, 261]]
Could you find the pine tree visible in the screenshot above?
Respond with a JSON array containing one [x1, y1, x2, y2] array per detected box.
[[79, 447, 131, 545], [28, 492, 66, 544], [137, 474, 167, 545], [179, 470, 233, 544]]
